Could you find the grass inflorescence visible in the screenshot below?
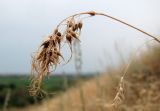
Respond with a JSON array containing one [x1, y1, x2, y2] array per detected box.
[[29, 11, 160, 108]]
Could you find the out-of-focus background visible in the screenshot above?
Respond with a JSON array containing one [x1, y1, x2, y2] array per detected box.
[[0, 0, 160, 74], [0, 0, 160, 111]]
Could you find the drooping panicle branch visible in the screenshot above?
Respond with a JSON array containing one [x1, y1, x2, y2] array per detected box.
[[29, 11, 160, 97]]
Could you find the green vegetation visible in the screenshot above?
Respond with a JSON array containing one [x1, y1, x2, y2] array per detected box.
[[0, 75, 93, 108]]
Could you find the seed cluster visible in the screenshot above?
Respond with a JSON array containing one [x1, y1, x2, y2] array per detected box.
[[66, 18, 82, 45], [29, 16, 83, 96]]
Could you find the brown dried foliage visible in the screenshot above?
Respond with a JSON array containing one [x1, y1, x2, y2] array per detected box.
[[29, 14, 84, 96]]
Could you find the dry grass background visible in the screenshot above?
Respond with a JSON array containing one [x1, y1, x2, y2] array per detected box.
[[8, 44, 160, 111]]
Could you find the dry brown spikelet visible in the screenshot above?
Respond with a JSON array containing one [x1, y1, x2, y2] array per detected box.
[[29, 15, 83, 96]]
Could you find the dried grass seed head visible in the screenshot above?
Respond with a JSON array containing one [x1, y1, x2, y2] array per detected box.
[[30, 13, 87, 96]]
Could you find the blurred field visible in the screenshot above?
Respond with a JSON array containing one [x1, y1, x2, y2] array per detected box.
[[4, 44, 159, 111], [0, 75, 93, 109]]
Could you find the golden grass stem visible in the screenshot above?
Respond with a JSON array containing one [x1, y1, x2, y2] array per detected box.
[[96, 12, 160, 43], [57, 11, 160, 43]]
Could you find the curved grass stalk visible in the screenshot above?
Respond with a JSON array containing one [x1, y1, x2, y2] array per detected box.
[[57, 11, 160, 43]]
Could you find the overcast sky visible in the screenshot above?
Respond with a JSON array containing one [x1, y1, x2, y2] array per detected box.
[[0, 0, 160, 74]]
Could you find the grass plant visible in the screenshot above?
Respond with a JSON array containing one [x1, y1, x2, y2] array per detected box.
[[29, 11, 160, 110]]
